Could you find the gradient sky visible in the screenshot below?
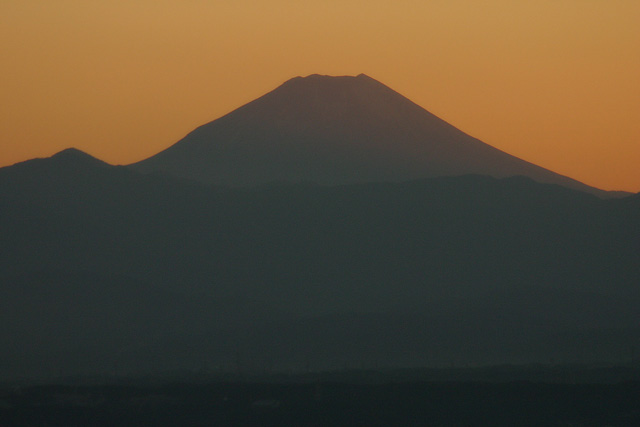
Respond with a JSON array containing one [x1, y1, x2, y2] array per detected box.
[[2, 1, 639, 192]]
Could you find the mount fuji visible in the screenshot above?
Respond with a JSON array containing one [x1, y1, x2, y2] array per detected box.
[[132, 74, 613, 197]]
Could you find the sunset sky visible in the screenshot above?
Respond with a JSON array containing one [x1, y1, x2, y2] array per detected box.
[[2, 1, 639, 192]]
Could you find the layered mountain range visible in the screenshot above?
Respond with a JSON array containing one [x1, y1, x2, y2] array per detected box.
[[1, 75, 638, 379]]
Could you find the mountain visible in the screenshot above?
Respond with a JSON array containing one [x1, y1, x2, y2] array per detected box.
[[131, 74, 616, 197], [1, 150, 639, 378], [1, 148, 109, 180]]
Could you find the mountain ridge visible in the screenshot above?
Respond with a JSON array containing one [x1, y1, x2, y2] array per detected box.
[[131, 74, 621, 197], [3, 147, 108, 171], [1, 154, 639, 377]]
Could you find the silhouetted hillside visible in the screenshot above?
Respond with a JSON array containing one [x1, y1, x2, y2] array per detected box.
[[0, 150, 638, 378]]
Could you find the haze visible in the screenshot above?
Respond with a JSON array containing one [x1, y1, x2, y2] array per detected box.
[[2, 0, 639, 192]]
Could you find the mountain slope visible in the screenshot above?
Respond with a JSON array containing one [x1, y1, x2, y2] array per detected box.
[[131, 74, 614, 197], [1, 151, 639, 377]]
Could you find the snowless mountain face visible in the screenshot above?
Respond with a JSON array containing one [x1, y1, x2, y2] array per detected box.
[[131, 74, 611, 196]]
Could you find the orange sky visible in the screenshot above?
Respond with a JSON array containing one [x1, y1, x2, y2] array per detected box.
[[1, 1, 639, 192]]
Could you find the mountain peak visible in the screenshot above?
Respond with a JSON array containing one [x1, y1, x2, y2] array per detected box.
[[49, 148, 109, 168], [282, 73, 383, 89], [131, 74, 613, 197], [0, 148, 110, 179], [290, 73, 364, 80], [52, 147, 86, 156], [52, 147, 96, 160]]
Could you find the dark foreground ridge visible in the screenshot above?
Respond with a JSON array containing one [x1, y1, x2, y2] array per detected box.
[[2, 367, 639, 427], [1, 151, 639, 379]]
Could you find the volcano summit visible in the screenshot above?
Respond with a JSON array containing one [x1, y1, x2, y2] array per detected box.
[[132, 74, 609, 196]]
